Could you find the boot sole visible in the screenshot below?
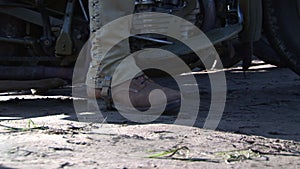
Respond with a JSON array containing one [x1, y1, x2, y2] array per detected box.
[[112, 99, 181, 116]]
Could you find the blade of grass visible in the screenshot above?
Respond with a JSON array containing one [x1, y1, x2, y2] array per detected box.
[[147, 146, 190, 158]]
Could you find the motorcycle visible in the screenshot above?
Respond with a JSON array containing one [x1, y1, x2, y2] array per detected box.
[[0, 0, 299, 82]]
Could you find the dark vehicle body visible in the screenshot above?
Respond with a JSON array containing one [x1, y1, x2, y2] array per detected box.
[[0, 0, 299, 81]]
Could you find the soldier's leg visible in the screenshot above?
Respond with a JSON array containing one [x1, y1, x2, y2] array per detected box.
[[87, 0, 137, 89], [86, 0, 181, 113]]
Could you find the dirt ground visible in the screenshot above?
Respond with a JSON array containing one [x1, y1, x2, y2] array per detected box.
[[0, 61, 300, 169]]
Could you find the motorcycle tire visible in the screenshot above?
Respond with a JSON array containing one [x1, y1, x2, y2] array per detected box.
[[195, 42, 242, 69], [263, 0, 300, 75], [253, 38, 286, 67]]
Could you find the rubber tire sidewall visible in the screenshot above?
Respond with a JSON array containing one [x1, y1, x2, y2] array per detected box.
[[263, 0, 300, 75]]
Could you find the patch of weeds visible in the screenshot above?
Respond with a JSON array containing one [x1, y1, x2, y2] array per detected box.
[[146, 146, 220, 163], [0, 119, 48, 132], [45, 123, 93, 135], [214, 149, 269, 164], [147, 147, 270, 164]]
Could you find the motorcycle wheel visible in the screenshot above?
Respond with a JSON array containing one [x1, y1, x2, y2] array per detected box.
[[263, 0, 300, 75], [253, 38, 286, 67], [193, 41, 242, 69], [196, 0, 242, 69]]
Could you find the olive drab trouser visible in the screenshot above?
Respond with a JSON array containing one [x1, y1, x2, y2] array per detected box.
[[86, 0, 138, 88], [86, 0, 216, 89], [87, 0, 183, 88]]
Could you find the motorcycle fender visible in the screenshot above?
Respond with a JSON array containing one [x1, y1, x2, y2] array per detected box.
[[239, 0, 262, 42]]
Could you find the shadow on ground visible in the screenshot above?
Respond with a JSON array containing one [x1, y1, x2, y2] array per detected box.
[[0, 63, 299, 141]]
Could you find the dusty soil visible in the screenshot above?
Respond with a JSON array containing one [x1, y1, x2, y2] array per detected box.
[[0, 61, 300, 169]]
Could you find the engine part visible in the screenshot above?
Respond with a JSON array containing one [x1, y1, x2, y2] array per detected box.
[[201, 0, 216, 32], [55, 0, 75, 56]]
